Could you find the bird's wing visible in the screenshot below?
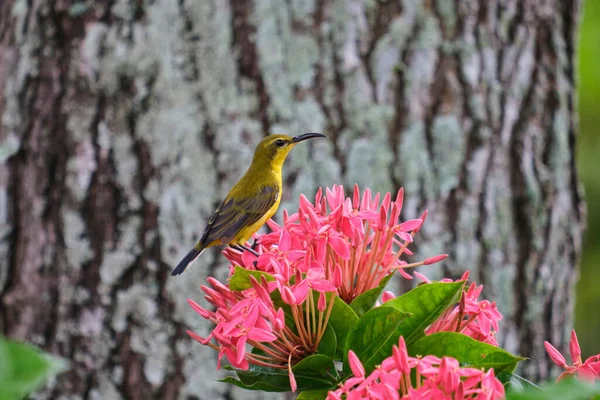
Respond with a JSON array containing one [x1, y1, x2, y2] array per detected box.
[[199, 184, 279, 245]]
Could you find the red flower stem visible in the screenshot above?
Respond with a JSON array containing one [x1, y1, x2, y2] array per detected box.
[[250, 342, 291, 363], [315, 292, 335, 348], [309, 290, 317, 340], [394, 260, 425, 269], [404, 373, 412, 392], [277, 329, 298, 352], [363, 230, 394, 291], [455, 299, 465, 332], [282, 324, 302, 343], [246, 354, 287, 369], [355, 229, 384, 295], [291, 305, 311, 350], [390, 227, 419, 266], [305, 292, 312, 341], [459, 313, 478, 332], [204, 341, 220, 351], [348, 246, 358, 297], [316, 298, 324, 344]]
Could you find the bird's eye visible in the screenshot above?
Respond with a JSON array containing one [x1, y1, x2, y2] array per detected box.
[[275, 139, 286, 147]]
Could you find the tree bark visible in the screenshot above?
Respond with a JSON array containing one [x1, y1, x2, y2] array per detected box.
[[0, 0, 583, 398]]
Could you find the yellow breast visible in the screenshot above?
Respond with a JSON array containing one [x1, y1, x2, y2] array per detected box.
[[233, 187, 282, 245]]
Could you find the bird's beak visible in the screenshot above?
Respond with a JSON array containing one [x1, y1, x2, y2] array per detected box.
[[291, 133, 326, 143]]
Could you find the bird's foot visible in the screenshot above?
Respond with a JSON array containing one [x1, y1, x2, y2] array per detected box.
[[240, 244, 260, 257], [251, 238, 260, 250]]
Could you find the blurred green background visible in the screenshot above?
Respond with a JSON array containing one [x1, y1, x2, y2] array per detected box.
[[575, 0, 600, 357]]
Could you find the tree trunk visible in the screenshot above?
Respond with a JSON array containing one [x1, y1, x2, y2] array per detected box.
[[0, 0, 583, 398]]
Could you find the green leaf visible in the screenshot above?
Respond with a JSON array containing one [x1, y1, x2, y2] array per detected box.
[[222, 360, 337, 392], [381, 281, 465, 346], [345, 282, 463, 374], [229, 265, 275, 291], [408, 332, 525, 374], [349, 274, 394, 317], [0, 337, 68, 400], [343, 306, 410, 374], [317, 324, 337, 359], [506, 377, 600, 400], [293, 354, 335, 375], [326, 296, 359, 358], [296, 390, 329, 400], [498, 372, 541, 390], [220, 376, 286, 392]]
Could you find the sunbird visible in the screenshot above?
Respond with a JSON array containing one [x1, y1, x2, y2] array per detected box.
[[171, 133, 326, 276]]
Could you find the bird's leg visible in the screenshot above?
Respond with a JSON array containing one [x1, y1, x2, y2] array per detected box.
[[229, 244, 245, 253], [240, 244, 260, 257], [250, 238, 260, 250], [229, 244, 260, 258]]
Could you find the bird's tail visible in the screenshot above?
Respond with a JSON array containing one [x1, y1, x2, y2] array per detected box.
[[171, 246, 205, 276]]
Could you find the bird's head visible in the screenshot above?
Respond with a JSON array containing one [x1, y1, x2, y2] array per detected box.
[[253, 133, 326, 171]]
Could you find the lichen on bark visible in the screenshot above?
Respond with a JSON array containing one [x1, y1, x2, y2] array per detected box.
[[0, 0, 584, 398]]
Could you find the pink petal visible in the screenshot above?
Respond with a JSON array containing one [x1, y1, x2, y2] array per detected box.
[[578, 365, 598, 381], [381, 291, 396, 303], [398, 268, 413, 280], [307, 266, 325, 281], [187, 299, 212, 319], [398, 219, 423, 232], [266, 219, 281, 232], [318, 291, 327, 312], [382, 192, 391, 210], [544, 341, 567, 367], [292, 279, 310, 304], [311, 280, 338, 292], [395, 187, 404, 209], [569, 329, 582, 364], [280, 285, 297, 305], [388, 203, 400, 227], [289, 368, 297, 392], [241, 249, 258, 266], [423, 254, 448, 265], [279, 229, 292, 252], [235, 336, 247, 365], [395, 231, 413, 243], [333, 264, 343, 287], [348, 350, 365, 378], [248, 327, 277, 342], [329, 235, 350, 260], [317, 224, 332, 235], [392, 344, 410, 374], [353, 184, 360, 209], [379, 205, 388, 229], [187, 329, 211, 345], [360, 188, 372, 211], [413, 271, 431, 283], [286, 250, 306, 262]]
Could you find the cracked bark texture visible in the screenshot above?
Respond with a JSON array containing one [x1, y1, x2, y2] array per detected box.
[[0, 0, 583, 398]]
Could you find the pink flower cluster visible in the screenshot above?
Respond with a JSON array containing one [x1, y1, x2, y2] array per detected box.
[[187, 185, 447, 386], [420, 272, 502, 346], [225, 184, 445, 303], [545, 329, 600, 382], [328, 337, 505, 400]]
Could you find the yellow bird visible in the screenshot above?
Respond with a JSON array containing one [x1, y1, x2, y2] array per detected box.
[[171, 133, 326, 276]]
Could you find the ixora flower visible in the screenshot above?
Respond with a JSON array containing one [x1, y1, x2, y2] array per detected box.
[[187, 185, 448, 387], [412, 271, 503, 346], [544, 329, 600, 382], [328, 337, 505, 400]]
